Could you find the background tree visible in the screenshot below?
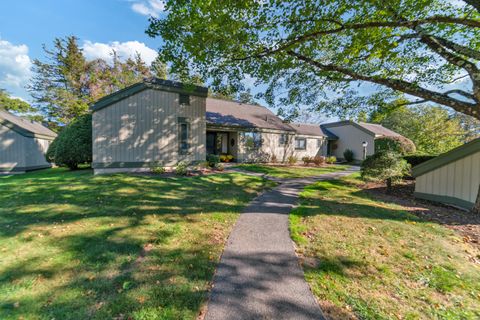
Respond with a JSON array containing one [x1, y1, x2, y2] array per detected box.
[[147, 0, 480, 120], [371, 104, 467, 154], [0, 89, 35, 113], [151, 56, 168, 79], [29, 36, 155, 126]]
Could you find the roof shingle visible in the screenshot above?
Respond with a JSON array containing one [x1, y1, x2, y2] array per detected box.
[[206, 98, 294, 131]]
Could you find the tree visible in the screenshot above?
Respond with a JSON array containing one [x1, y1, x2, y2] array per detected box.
[[146, 1, 480, 120], [29, 36, 90, 125], [151, 55, 168, 79], [29, 36, 155, 125], [237, 89, 258, 104], [49, 114, 92, 170], [372, 104, 466, 154], [0, 89, 35, 113], [361, 151, 411, 193]]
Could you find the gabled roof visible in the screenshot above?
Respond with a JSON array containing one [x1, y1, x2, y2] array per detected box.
[[412, 138, 480, 177], [289, 123, 338, 139], [206, 98, 295, 132], [91, 78, 209, 112], [0, 109, 57, 140], [322, 120, 402, 138], [358, 122, 402, 137]]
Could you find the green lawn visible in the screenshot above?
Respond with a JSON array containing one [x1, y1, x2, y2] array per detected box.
[[290, 174, 480, 319], [0, 169, 273, 320], [235, 164, 349, 179]]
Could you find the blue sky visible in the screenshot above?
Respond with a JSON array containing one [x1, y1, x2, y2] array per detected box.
[[0, 0, 170, 101]]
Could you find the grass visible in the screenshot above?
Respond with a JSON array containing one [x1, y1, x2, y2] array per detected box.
[[235, 164, 349, 179], [0, 168, 274, 320], [290, 174, 480, 320]]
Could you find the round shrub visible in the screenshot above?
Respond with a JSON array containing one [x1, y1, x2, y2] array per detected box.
[[45, 138, 58, 163], [343, 149, 354, 162], [375, 136, 416, 155], [53, 114, 92, 170], [361, 151, 410, 192]]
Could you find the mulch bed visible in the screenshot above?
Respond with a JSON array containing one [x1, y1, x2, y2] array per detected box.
[[358, 180, 480, 256]]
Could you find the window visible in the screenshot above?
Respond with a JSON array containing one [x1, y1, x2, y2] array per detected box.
[[178, 117, 190, 154], [243, 132, 262, 150], [295, 138, 306, 150], [279, 134, 288, 146], [179, 93, 190, 105]]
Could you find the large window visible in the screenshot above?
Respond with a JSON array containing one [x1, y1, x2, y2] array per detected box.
[[178, 117, 190, 154], [295, 138, 306, 150], [243, 132, 262, 150], [279, 133, 288, 146]]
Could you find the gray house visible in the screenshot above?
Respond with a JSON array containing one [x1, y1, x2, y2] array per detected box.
[[413, 138, 480, 211], [0, 110, 57, 173], [91, 78, 405, 174]]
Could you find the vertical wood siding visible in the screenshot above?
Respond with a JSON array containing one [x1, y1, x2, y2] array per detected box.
[[324, 124, 375, 160], [0, 124, 51, 171], [415, 151, 480, 204], [93, 89, 206, 167]]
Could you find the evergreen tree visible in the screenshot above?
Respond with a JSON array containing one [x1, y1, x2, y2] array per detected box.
[[0, 89, 35, 113]]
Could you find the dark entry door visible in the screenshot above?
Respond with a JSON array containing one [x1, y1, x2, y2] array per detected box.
[[206, 132, 217, 154]]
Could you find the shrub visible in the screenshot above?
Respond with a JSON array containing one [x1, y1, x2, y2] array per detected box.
[[343, 149, 354, 162], [403, 154, 437, 167], [206, 154, 220, 167], [219, 154, 234, 162], [45, 138, 58, 163], [175, 160, 189, 175], [215, 163, 225, 171], [302, 156, 311, 165], [52, 114, 92, 170], [312, 156, 325, 166], [270, 154, 277, 163], [375, 136, 416, 155], [326, 156, 337, 164], [149, 161, 165, 174], [361, 151, 411, 192], [287, 155, 298, 165]]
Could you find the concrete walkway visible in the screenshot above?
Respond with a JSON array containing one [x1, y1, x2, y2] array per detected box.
[[205, 167, 358, 320]]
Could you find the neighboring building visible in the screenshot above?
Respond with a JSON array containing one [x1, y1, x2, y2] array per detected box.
[[412, 138, 480, 211], [91, 78, 405, 174], [0, 110, 57, 173], [322, 120, 403, 161]]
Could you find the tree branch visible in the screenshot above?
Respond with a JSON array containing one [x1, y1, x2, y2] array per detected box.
[[430, 35, 480, 61], [236, 17, 480, 61], [287, 50, 480, 118]]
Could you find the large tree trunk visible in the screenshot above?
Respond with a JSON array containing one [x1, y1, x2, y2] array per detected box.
[[386, 178, 392, 194], [473, 184, 480, 214]]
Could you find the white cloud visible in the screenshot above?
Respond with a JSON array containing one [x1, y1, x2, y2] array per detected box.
[[131, 0, 165, 18], [0, 39, 32, 100], [82, 40, 158, 65]]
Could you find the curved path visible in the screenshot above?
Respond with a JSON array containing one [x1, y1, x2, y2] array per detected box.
[[205, 167, 358, 320]]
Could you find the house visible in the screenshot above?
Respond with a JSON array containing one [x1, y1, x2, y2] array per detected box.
[[91, 78, 405, 174], [322, 120, 404, 161], [0, 109, 57, 173], [412, 138, 480, 211]]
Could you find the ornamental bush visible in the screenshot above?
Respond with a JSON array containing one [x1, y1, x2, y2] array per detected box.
[[403, 154, 437, 167], [361, 151, 410, 192], [375, 136, 416, 155], [343, 149, 354, 162], [50, 114, 92, 170]]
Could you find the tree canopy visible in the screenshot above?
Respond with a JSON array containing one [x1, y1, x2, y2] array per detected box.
[[371, 104, 472, 154], [147, 0, 480, 120], [0, 89, 35, 113], [29, 36, 158, 125]]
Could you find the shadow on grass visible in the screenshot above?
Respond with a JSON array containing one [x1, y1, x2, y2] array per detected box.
[[0, 168, 271, 319]]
